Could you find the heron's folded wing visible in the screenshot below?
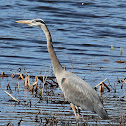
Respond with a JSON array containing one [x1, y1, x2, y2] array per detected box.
[[61, 73, 99, 111]]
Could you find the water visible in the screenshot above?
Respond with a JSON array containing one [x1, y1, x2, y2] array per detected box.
[[0, 0, 126, 125]]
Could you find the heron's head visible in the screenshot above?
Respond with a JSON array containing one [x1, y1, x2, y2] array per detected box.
[[16, 18, 45, 27]]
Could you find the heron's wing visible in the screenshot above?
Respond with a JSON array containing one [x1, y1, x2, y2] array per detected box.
[[61, 71, 100, 111]]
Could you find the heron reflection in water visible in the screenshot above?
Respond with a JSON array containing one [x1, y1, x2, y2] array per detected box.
[[16, 19, 109, 120]]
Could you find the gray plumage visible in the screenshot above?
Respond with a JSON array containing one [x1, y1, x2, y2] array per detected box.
[[16, 18, 108, 119], [59, 71, 108, 119]]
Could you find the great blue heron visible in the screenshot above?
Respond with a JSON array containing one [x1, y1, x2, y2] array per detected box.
[[16, 19, 109, 120]]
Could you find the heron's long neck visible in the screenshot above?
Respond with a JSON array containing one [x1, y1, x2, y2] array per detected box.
[[40, 25, 63, 76]]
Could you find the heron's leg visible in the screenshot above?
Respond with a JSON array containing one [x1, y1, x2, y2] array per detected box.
[[70, 103, 79, 121]]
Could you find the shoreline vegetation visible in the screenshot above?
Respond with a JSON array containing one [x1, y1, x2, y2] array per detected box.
[[0, 71, 126, 125]]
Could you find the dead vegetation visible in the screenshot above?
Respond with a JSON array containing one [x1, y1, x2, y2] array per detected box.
[[0, 71, 126, 125]]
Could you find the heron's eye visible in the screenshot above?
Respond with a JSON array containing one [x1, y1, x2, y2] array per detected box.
[[32, 20, 36, 23]]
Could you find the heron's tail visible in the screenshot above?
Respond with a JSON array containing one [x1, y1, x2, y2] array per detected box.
[[94, 103, 109, 119]]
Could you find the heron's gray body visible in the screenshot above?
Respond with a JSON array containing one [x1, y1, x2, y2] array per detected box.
[[56, 70, 108, 119], [16, 18, 108, 119]]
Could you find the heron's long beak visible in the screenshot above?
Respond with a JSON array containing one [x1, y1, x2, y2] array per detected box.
[[16, 20, 32, 25]]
